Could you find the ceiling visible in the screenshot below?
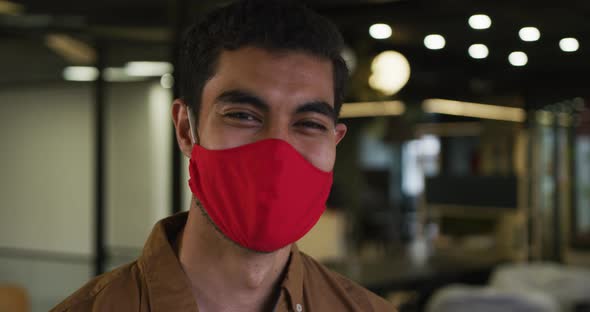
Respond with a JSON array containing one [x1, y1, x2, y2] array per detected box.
[[1, 0, 589, 105]]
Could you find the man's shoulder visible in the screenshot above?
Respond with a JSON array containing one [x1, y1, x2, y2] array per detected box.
[[50, 261, 144, 312], [298, 252, 397, 311]]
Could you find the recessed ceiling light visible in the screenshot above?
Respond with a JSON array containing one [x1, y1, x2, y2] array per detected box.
[[559, 38, 579, 52], [468, 14, 492, 30], [468, 44, 489, 59], [508, 51, 528, 66], [369, 23, 392, 40], [519, 27, 540, 42], [424, 34, 446, 50]]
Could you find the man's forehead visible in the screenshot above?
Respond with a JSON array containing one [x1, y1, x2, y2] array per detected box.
[[208, 46, 335, 105], [217, 46, 333, 74]]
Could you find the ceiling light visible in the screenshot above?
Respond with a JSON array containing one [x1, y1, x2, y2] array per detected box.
[[424, 34, 446, 50], [45, 34, 96, 64], [160, 73, 174, 89], [369, 50, 411, 95], [0, 0, 24, 15], [125, 61, 173, 77], [508, 51, 528, 66], [340, 101, 406, 118], [103, 67, 146, 82], [468, 44, 489, 59], [559, 38, 579, 52], [422, 98, 526, 122], [468, 14, 492, 30], [369, 23, 392, 40], [63, 66, 98, 81], [341, 46, 357, 74], [519, 27, 540, 42]]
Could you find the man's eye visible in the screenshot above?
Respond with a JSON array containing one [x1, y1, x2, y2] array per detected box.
[[297, 120, 327, 131], [224, 112, 259, 122]]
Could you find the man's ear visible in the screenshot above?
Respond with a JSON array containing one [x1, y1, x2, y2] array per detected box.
[[334, 122, 347, 146], [171, 99, 195, 158]]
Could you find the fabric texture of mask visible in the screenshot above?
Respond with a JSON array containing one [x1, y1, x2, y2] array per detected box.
[[188, 138, 333, 252]]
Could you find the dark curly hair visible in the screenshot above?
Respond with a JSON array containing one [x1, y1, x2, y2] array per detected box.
[[178, 0, 348, 124]]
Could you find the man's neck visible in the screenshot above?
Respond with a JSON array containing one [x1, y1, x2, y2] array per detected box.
[[178, 198, 292, 312]]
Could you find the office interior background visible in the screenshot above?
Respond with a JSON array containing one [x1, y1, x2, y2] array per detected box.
[[1, 0, 589, 311]]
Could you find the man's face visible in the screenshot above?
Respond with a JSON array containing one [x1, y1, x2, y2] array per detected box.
[[195, 46, 347, 172]]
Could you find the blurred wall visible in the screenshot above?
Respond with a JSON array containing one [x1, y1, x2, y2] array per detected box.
[[106, 82, 172, 252], [0, 83, 94, 254], [0, 81, 175, 311], [0, 83, 94, 312]]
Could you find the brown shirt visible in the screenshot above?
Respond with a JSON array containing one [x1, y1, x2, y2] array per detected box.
[[51, 212, 397, 312]]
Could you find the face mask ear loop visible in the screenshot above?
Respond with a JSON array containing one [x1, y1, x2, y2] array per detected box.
[[186, 106, 198, 145]]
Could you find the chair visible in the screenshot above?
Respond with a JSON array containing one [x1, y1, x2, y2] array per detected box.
[[0, 284, 30, 312], [426, 284, 560, 312], [490, 262, 590, 312]]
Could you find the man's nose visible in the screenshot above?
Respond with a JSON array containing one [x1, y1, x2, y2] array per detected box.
[[263, 121, 291, 143]]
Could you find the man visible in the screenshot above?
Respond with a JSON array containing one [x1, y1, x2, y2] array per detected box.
[[52, 0, 396, 311]]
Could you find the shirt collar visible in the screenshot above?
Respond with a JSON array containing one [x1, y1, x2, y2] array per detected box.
[[281, 244, 305, 311], [138, 212, 306, 312], [139, 212, 198, 311]]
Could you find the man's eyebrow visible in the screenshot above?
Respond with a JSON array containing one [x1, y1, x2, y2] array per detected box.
[[216, 90, 336, 121], [215, 89, 269, 112], [295, 101, 337, 122]]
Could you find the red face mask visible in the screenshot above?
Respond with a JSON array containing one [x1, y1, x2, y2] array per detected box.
[[188, 139, 333, 252]]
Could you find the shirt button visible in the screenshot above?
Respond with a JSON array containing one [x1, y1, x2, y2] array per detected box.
[[296, 304, 303, 312]]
